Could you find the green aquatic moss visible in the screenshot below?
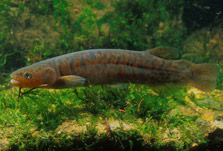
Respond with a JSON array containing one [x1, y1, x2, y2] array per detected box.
[[1, 84, 219, 150], [0, 0, 223, 150]]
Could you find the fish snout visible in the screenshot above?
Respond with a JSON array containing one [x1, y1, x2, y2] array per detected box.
[[10, 79, 20, 86], [10, 73, 20, 86]]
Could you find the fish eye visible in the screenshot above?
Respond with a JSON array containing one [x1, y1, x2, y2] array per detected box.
[[24, 72, 32, 79]]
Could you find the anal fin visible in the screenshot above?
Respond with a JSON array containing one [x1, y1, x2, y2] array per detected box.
[[149, 83, 183, 96]]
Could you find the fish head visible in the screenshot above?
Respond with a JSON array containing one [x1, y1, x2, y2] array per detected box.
[[10, 64, 57, 88]]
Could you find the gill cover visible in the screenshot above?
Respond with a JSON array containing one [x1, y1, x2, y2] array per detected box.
[[11, 66, 57, 88]]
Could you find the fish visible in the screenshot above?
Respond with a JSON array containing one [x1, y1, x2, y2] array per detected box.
[[10, 48, 218, 95]]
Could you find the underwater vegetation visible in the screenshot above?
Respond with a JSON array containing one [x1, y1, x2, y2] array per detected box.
[[1, 0, 223, 150]]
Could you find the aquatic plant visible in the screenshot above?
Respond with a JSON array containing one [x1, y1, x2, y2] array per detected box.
[[0, 0, 222, 150]]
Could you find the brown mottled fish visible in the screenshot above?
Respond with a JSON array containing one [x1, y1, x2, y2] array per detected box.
[[10, 48, 218, 96]]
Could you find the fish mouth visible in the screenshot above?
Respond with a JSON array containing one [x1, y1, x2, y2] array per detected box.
[[10, 79, 20, 86], [10, 74, 20, 86]]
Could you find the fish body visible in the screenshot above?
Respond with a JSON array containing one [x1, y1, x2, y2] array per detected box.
[[10, 49, 218, 92]]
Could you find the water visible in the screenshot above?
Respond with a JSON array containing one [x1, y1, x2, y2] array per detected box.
[[0, 0, 223, 150]]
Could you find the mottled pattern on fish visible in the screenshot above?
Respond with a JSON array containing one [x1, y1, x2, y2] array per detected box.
[[34, 49, 188, 85], [10, 49, 218, 92]]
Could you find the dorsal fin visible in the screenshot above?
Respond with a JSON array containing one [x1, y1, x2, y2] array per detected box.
[[146, 47, 178, 59]]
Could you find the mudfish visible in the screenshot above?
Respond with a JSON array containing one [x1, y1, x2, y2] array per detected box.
[[10, 48, 218, 92]]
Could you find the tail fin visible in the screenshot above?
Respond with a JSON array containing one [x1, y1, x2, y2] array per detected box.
[[190, 63, 218, 92]]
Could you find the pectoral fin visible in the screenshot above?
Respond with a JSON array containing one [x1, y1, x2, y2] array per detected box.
[[50, 75, 86, 89]]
